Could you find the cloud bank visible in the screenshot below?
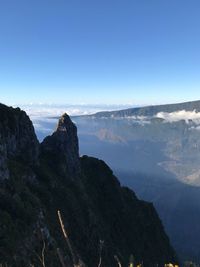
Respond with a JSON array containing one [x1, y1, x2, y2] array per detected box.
[[155, 110, 200, 124], [16, 104, 132, 119]]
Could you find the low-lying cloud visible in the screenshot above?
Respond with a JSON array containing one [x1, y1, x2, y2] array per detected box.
[[16, 104, 132, 119], [155, 110, 200, 124]]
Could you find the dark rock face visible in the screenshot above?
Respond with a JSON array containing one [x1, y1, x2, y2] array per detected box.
[[0, 104, 177, 267], [80, 156, 176, 266], [0, 104, 39, 180], [41, 113, 80, 178]]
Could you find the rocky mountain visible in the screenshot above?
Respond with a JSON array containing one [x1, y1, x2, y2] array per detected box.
[[0, 103, 177, 267]]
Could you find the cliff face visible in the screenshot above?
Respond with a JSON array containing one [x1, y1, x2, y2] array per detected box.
[[0, 103, 39, 180], [0, 104, 177, 267]]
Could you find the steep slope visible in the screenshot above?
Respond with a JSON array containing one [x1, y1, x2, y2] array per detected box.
[[0, 104, 177, 267], [80, 156, 176, 266]]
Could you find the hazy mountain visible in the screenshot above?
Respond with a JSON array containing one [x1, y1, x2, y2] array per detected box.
[[0, 103, 176, 267]]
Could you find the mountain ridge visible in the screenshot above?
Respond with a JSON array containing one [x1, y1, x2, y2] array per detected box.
[[85, 100, 200, 118]]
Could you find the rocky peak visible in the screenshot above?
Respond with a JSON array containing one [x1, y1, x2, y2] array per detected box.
[[57, 113, 75, 131], [41, 113, 80, 178]]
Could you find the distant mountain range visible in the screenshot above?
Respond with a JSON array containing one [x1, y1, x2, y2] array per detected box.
[[74, 100, 200, 187], [92, 100, 200, 117]]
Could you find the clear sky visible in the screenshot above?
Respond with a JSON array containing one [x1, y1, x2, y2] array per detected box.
[[0, 0, 200, 106]]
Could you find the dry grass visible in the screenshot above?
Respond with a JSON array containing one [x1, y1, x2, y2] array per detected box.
[[0, 210, 181, 267], [57, 210, 85, 267]]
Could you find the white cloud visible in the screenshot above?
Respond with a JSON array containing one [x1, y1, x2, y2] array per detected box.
[[155, 110, 200, 124], [14, 104, 132, 119]]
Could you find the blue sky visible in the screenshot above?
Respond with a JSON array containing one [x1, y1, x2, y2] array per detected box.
[[0, 0, 200, 106]]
